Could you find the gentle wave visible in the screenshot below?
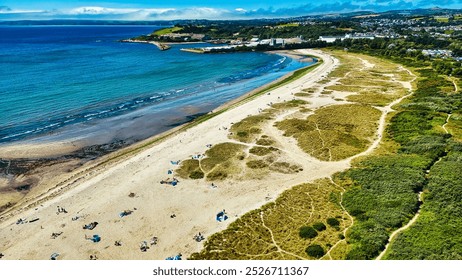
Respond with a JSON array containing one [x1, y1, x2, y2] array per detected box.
[[0, 26, 312, 144]]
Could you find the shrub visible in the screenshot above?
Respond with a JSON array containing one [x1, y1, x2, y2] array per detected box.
[[189, 170, 204, 179], [246, 160, 268, 169], [305, 244, 325, 258], [206, 170, 228, 180], [249, 147, 273, 156], [327, 217, 340, 227], [313, 222, 327, 232], [237, 131, 248, 138], [299, 226, 318, 239]]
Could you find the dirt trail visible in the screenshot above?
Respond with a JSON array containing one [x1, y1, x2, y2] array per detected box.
[[376, 191, 423, 260], [442, 113, 452, 134], [324, 177, 354, 260]]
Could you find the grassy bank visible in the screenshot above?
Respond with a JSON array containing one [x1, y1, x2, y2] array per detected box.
[[189, 51, 419, 260], [338, 61, 462, 260]]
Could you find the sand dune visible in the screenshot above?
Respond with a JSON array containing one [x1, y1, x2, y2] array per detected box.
[[0, 49, 343, 260]]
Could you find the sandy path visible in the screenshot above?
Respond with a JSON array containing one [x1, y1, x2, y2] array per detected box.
[[376, 191, 423, 260], [442, 114, 452, 134]]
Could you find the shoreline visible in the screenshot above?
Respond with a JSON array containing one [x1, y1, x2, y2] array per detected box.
[[0, 50, 314, 160], [0, 50, 319, 222], [0, 49, 335, 260], [120, 39, 171, 50]]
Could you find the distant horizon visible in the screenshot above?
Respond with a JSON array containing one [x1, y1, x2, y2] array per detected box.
[[1, 1, 461, 21]]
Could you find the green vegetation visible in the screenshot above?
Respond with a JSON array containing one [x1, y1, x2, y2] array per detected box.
[[230, 112, 274, 143], [201, 143, 245, 172], [299, 226, 318, 239], [255, 136, 275, 146], [271, 99, 309, 109], [268, 162, 303, 174], [377, 71, 462, 259], [340, 60, 462, 260], [249, 146, 278, 156], [327, 217, 340, 227], [340, 155, 429, 259], [305, 244, 325, 258], [182, 50, 462, 260], [189, 179, 351, 260], [176, 143, 245, 181], [246, 159, 269, 169], [276, 104, 381, 161], [313, 222, 327, 232], [384, 150, 462, 259], [326, 51, 412, 106], [153, 26, 183, 36], [294, 92, 312, 97], [275, 52, 414, 161], [176, 159, 203, 179]]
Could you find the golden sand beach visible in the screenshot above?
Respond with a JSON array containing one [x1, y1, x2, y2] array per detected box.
[[0, 49, 411, 260]]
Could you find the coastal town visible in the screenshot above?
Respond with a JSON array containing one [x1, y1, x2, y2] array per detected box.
[[124, 8, 461, 64]]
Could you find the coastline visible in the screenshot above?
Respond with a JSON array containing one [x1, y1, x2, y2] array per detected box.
[[120, 39, 171, 50], [0, 50, 312, 160], [0, 49, 336, 260]]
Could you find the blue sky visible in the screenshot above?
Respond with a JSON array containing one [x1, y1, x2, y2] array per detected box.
[[1, 1, 461, 20]]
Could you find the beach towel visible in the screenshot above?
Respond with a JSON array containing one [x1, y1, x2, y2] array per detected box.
[[166, 255, 182, 260], [216, 211, 228, 222]]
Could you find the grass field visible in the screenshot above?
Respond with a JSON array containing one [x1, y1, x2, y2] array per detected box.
[[273, 50, 413, 161], [153, 26, 183, 36], [190, 179, 351, 260], [276, 104, 381, 161], [184, 50, 462, 260]]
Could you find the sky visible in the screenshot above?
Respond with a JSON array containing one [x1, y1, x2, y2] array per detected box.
[[0, 1, 461, 20]]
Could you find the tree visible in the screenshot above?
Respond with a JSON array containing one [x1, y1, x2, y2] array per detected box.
[[327, 217, 340, 227], [313, 222, 327, 231], [305, 244, 325, 258], [299, 226, 318, 239]]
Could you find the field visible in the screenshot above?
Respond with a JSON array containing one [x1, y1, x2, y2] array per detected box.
[[187, 51, 431, 259], [177, 49, 462, 260], [190, 179, 351, 260], [276, 104, 380, 160], [152, 26, 183, 36]]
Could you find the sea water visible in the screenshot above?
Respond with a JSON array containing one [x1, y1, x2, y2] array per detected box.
[[0, 25, 311, 146]]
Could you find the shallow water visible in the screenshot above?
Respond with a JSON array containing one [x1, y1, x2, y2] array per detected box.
[[0, 25, 311, 145]]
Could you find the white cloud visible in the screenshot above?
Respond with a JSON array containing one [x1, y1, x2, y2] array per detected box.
[[0, 2, 460, 21], [68, 7, 174, 16]]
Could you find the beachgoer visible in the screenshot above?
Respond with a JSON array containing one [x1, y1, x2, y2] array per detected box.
[[150, 236, 158, 245], [140, 241, 149, 252], [115, 240, 122, 246]]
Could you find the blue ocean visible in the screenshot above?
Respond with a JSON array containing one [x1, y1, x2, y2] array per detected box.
[[0, 25, 311, 146]]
